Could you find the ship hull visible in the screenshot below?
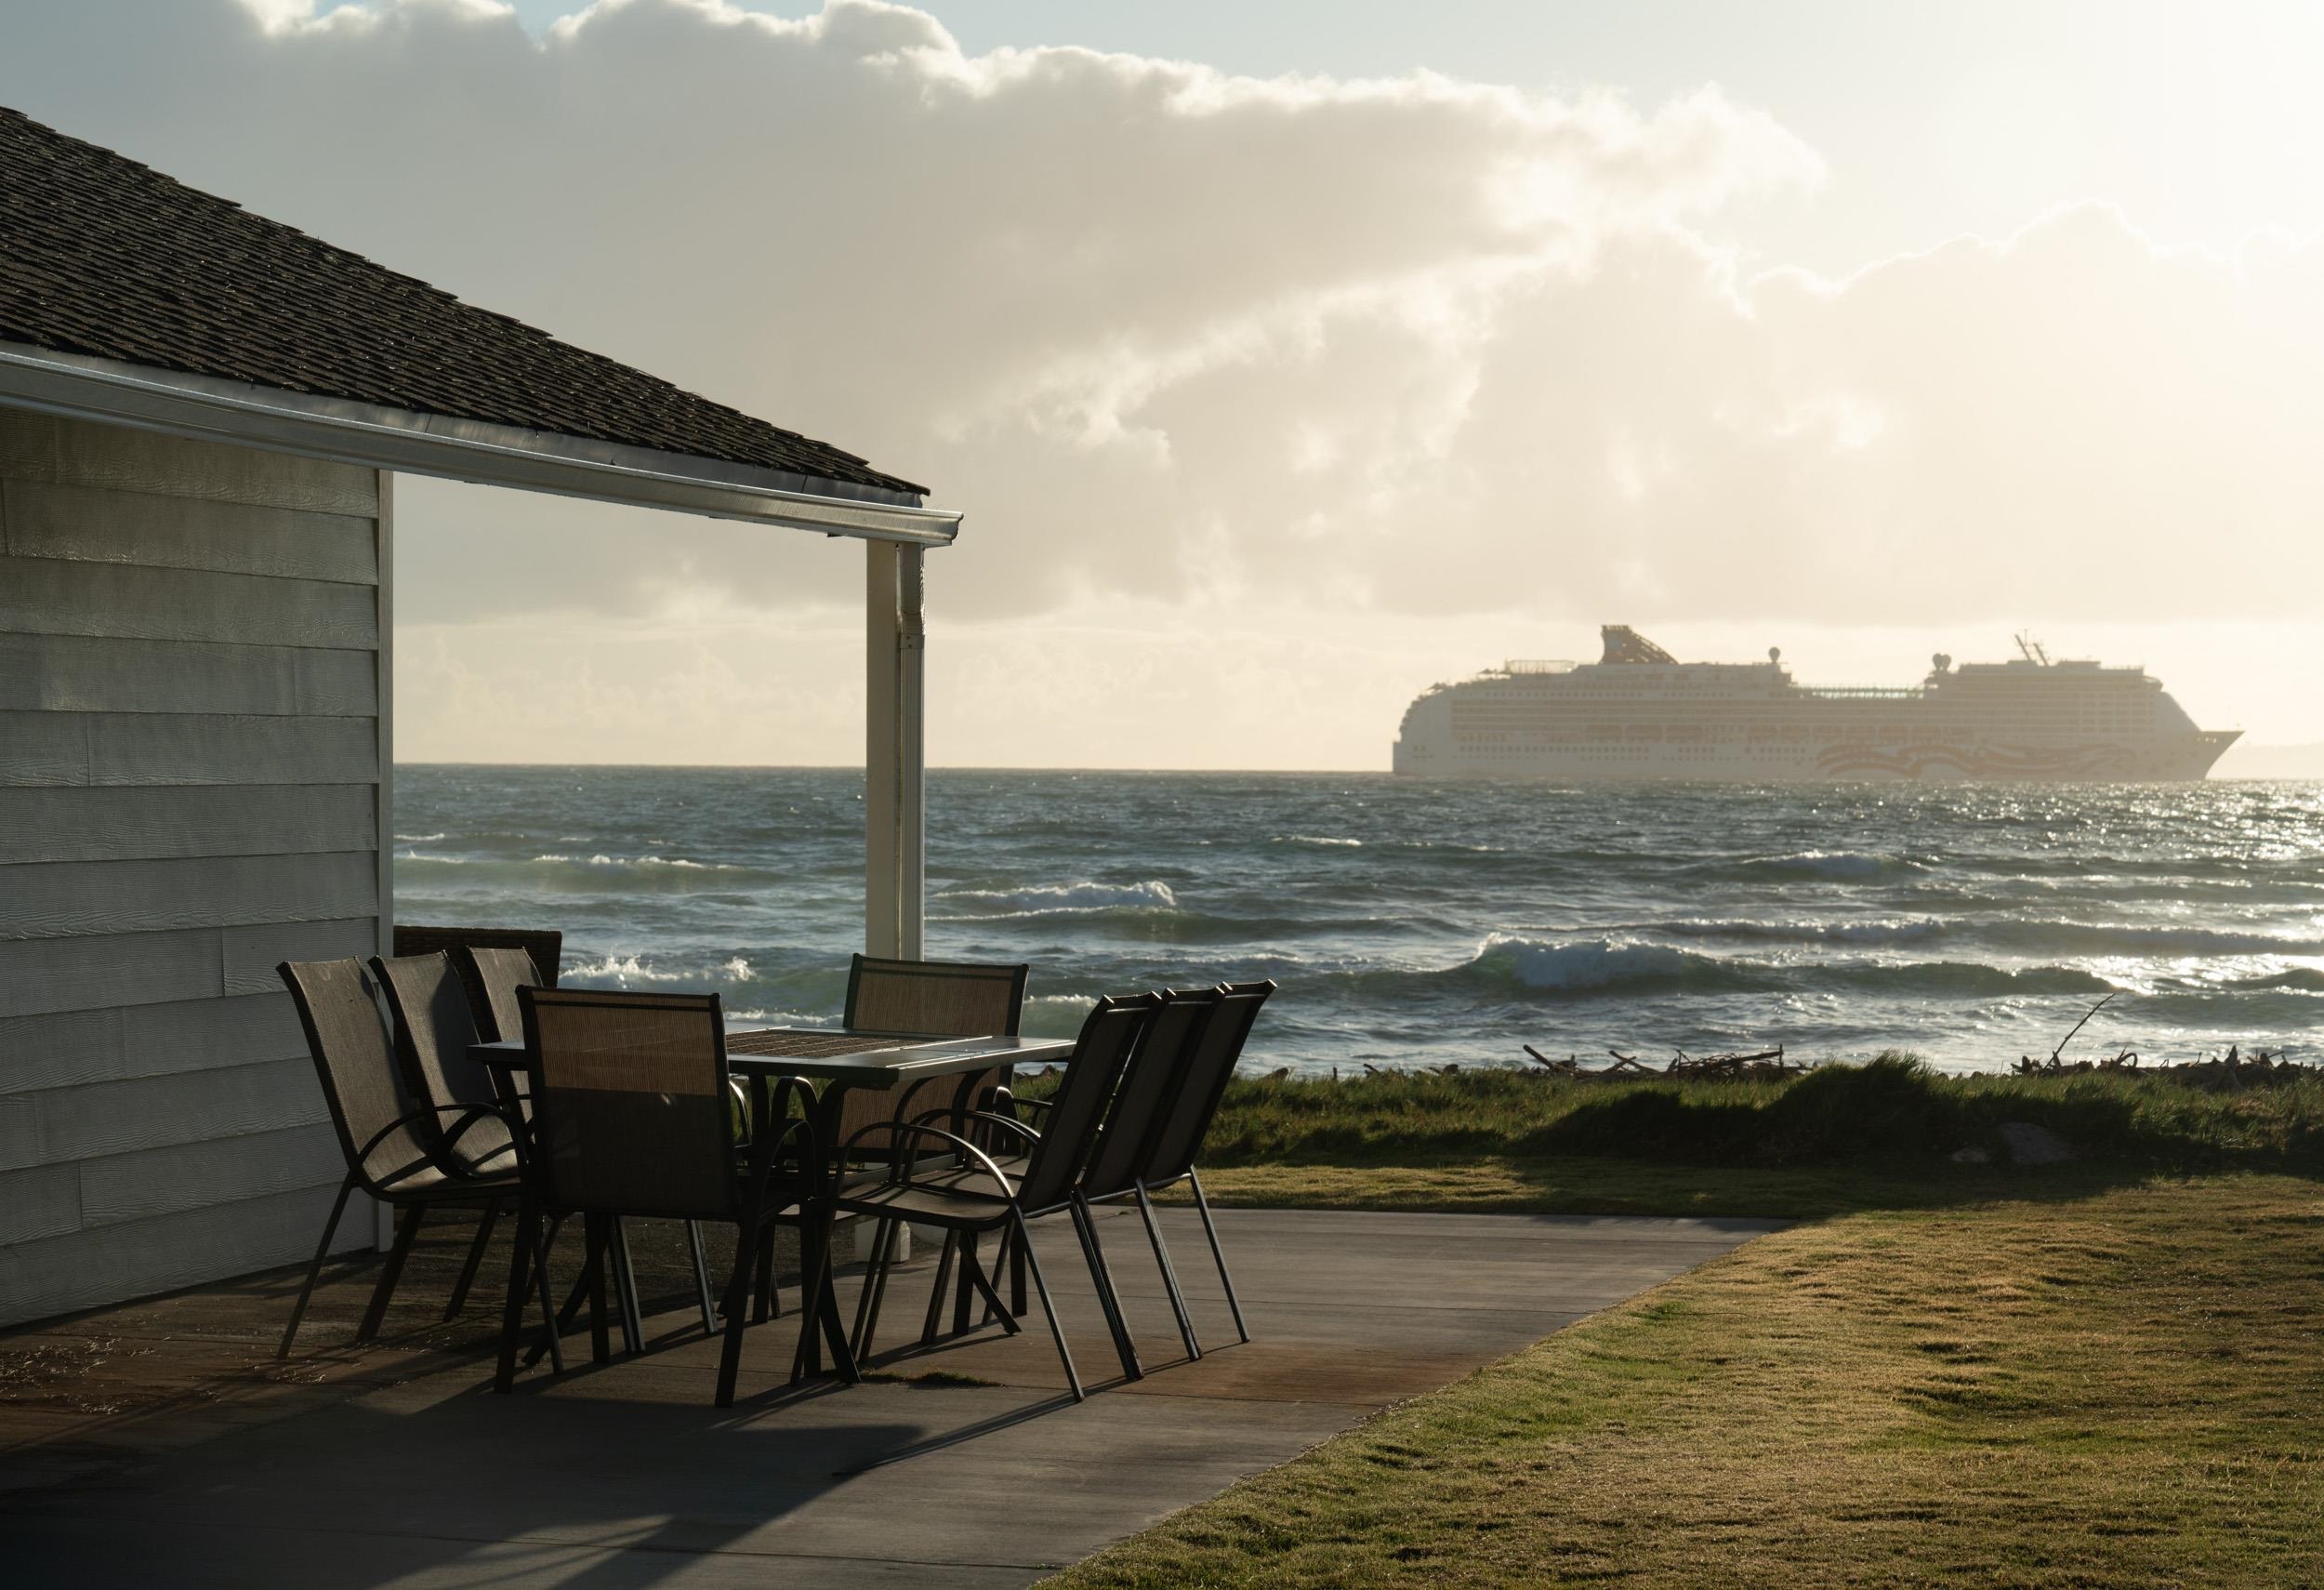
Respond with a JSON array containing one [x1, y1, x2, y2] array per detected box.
[[1393, 730, 2239, 782], [1393, 633, 2238, 783]]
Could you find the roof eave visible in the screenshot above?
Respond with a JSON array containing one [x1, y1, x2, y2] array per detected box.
[[0, 341, 961, 546]]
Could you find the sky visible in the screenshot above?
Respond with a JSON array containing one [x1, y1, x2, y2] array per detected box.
[[5, 0, 2320, 767]]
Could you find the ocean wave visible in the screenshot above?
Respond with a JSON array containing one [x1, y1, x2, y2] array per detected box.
[[1274, 834, 1364, 848], [1632, 915, 2324, 959], [2222, 967, 2324, 993], [532, 853, 733, 871], [1648, 916, 1946, 946], [937, 880, 1180, 912], [393, 831, 447, 843], [565, 953, 754, 987], [1463, 934, 1735, 993], [1412, 934, 2119, 1001], [1726, 850, 1923, 881]]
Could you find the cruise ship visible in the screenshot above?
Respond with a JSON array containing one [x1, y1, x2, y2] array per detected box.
[[1393, 627, 2238, 781]]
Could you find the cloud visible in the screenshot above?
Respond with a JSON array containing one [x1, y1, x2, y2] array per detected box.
[[2, 0, 2316, 659]]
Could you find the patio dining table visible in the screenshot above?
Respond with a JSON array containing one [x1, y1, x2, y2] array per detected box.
[[468, 1027, 1075, 1381]]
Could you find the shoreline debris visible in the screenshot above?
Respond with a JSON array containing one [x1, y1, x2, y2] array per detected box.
[[1521, 1044, 1803, 1081]]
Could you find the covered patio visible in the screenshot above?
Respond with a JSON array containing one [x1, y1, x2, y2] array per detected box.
[[0, 1201, 1775, 1586], [0, 101, 948, 1317]]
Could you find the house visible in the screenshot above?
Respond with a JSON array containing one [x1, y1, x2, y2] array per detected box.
[[0, 105, 953, 1326]]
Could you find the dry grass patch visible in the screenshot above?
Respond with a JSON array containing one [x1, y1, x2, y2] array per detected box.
[[1046, 1175, 2324, 1589]]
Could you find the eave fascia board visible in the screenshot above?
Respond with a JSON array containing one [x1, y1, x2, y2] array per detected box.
[[0, 342, 961, 546]]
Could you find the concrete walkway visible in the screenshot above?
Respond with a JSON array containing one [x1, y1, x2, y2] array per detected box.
[[1, 1206, 1776, 1587]]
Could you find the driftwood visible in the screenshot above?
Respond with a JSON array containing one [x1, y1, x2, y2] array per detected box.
[[2014, 1043, 2316, 1090], [2046, 992, 2119, 1066], [1521, 1043, 1802, 1081]]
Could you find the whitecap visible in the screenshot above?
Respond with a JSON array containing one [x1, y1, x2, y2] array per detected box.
[[937, 880, 1180, 911], [564, 953, 685, 984]]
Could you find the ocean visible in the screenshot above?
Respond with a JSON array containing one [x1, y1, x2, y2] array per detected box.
[[393, 768, 2324, 1076]]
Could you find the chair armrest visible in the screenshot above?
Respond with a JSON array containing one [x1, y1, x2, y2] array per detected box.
[[838, 1120, 1015, 1202], [743, 1117, 817, 1206], [909, 1106, 1042, 1151], [355, 1102, 521, 1191]]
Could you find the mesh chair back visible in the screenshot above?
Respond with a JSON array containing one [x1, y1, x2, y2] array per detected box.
[[372, 952, 514, 1173], [520, 987, 735, 1220], [1080, 987, 1221, 1199], [393, 925, 561, 1029], [372, 953, 490, 1105], [459, 945, 546, 1044], [279, 958, 432, 1192], [1016, 994, 1156, 1210], [844, 955, 1029, 1037], [1141, 980, 1275, 1185], [838, 955, 1030, 1153]]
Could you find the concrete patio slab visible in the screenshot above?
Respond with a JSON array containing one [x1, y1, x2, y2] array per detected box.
[[0, 1206, 1777, 1587]]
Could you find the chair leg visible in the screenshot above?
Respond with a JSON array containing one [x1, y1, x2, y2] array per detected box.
[[535, 1214, 567, 1374], [495, 1199, 539, 1394], [277, 1175, 356, 1358], [1188, 1170, 1250, 1344], [1010, 1226, 1028, 1317], [444, 1198, 501, 1320], [686, 1219, 719, 1337], [813, 1237, 860, 1384], [356, 1203, 425, 1344], [584, 1214, 613, 1365], [753, 1225, 779, 1323], [978, 1223, 1013, 1328], [951, 1230, 982, 1334], [955, 1239, 1023, 1337], [609, 1216, 644, 1354], [1013, 1211, 1083, 1402], [920, 1231, 957, 1345], [851, 1217, 896, 1359], [1072, 1198, 1142, 1382], [716, 1218, 760, 1409], [1133, 1183, 1201, 1361]]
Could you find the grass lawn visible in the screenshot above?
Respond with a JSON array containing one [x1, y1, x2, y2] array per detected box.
[[1013, 1063, 2324, 1585], [1048, 1172, 2324, 1588]]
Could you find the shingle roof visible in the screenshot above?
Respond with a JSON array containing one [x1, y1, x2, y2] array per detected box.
[[0, 106, 924, 498]]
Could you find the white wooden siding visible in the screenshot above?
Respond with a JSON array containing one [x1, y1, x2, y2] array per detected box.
[[0, 409, 388, 1326]]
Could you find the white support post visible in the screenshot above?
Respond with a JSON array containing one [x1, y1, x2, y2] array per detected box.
[[374, 470, 398, 1250], [865, 540, 927, 960]]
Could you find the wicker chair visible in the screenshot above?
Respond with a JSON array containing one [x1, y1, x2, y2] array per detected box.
[[495, 987, 833, 1407], [275, 959, 532, 1358], [836, 994, 1156, 1399]]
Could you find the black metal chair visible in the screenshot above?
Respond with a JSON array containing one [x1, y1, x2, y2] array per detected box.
[[826, 955, 1028, 1336], [835, 994, 1155, 1400], [1121, 980, 1276, 1349], [458, 943, 551, 1045], [274, 958, 533, 1358], [1069, 987, 1226, 1367], [494, 987, 836, 1407], [393, 924, 561, 1025]]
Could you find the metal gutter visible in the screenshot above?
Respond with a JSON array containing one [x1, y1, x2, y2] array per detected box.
[[0, 342, 961, 546]]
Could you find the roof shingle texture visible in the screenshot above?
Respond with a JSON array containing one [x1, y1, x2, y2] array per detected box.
[[0, 106, 923, 497]]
